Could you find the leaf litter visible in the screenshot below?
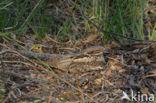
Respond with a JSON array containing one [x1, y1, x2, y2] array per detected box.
[[0, 34, 156, 103], [0, 0, 156, 102]]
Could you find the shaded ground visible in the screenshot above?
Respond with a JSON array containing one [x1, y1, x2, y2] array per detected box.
[[0, 0, 156, 103], [0, 34, 156, 103]]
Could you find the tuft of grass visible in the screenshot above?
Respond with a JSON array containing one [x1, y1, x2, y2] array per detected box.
[[0, 0, 59, 39], [78, 0, 151, 43], [148, 23, 156, 40], [31, 10, 51, 40], [0, 0, 26, 32], [0, 0, 45, 36], [56, 18, 72, 40], [0, 0, 155, 42]]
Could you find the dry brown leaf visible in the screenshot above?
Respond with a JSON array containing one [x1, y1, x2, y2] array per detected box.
[[104, 41, 120, 49], [84, 85, 88, 89], [141, 88, 149, 94], [30, 73, 36, 78], [113, 89, 122, 94], [60, 90, 78, 101], [145, 69, 156, 78], [19, 37, 26, 43], [43, 35, 60, 44], [31, 35, 37, 40], [118, 69, 125, 73], [84, 34, 98, 44], [94, 78, 103, 85], [106, 80, 114, 86]]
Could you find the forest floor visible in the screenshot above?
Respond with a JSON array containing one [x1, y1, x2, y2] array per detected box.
[[0, 0, 156, 103], [0, 34, 156, 103]]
